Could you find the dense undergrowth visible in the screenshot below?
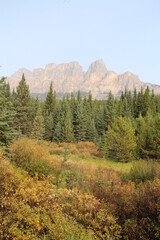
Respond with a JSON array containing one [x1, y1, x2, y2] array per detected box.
[[1, 138, 160, 239]]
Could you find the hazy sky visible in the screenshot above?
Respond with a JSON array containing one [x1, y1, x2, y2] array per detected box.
[[1, 0, 160, 85]]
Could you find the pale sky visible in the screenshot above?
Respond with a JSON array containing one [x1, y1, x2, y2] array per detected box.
[[1, 0, 160, 85]]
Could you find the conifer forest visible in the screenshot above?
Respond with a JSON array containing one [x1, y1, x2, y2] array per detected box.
[[1, 74, 160, 239]]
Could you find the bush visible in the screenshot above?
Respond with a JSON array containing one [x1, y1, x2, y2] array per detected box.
[[48, 142, 64, 155], [48, 141, 98, 158], [10, 138, 53, 179], [129, 159, 160, 182], [76, 141, 98, 157]]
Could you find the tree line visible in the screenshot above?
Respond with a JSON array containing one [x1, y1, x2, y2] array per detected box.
[[0, 74, 160, 161]]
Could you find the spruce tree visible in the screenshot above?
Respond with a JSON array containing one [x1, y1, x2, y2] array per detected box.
[[135, 113, 147, 158], [95, 105, 106, 136], [150, 90, 156, 116], [137, 88, 144, 117], [53, 121, 62, 143], [44, 114, 53, 141], [31, 105, 44, 140], [122, 98, 132, 118], [74, 100, 87, 142], [105, 91, 115, 128], [13, 74, 32, 136], [133, 88, 138, 118], [142, 86, 150, 116], [86, 118, 98, 143], [106, 116, 137, 162], [135, 111, 154, 158], [152, 114, 160, 159], [0, 78, 15, 146], [62, 106, 74, 142], [44, 82, 56, 116]]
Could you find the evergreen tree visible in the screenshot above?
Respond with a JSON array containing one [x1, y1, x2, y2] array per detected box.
[[122, 97, 132, 118], [137, 88, 144, 117], [95, 105, 106, 136], [13, 74, 32, 136], [77, 90, 82, 103], [44, 114, 53, 141], [62, 105, 74, 142], [87, 91, 93, 111], [105, 91, 115, 128], [30, 97, 40, 121], [135, 113, 147, 158], [74, 101, 87, 141], [133, 88, 138, 118], [106, 117, 137, 162], [127, 90, 134, 116], [44, 82, 56, 116], [97, 131, 106, 157], [155, 95, 160, 113], [31, 105, 44, 140], [117, 98, 123, 117], [53, 121, 62, 143], [86, 118, 98, 143], [152, 114, 160, 159], [0, 78, 15, 146], [143, 111, 154, 158], [52, 101, 61, 132], [135, 111, 154, 158], [142, 86, 150, 116], [150, 90, 156, 116]]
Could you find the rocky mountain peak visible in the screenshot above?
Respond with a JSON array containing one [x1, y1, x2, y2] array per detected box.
[[6, 60, 160, 99], [86, 59, 107, 76], [45, 63, 56, 71]]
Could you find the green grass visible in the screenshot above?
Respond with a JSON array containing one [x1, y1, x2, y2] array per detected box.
[[50, 150, 133, 174], [68, 154, 133, 174]]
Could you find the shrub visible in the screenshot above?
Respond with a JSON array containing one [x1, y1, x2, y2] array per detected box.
[[57, 188, 122, 239], [129, 159, 160, 182], [76, 141, 98, 157], [10, 138, 53, 179], [48, 141, 98, 158]]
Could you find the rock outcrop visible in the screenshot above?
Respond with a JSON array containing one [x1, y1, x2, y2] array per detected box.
[[6, 60, 160, 99]]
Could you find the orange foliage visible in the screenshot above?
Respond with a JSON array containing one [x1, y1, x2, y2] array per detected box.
[[47, 141, 98, 158], [1, 138, 160, 239], [76, 141, 98, 157]]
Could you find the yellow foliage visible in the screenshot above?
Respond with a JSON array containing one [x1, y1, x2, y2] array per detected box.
[[10, 137, 52, 163], [1, 138, 160, 239]]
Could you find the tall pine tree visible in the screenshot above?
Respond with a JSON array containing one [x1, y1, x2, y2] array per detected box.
[[0, 78, 15, 146], [31, 105, 44, 140], [13, 74, 32, 136]]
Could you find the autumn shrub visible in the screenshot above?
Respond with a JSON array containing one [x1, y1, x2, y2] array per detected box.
[[0, 149, 5, 160], [48, 141, 98, 158], [48, 142, 64, 155], [0, 159, 95, 239], [2, 147, 160, 239], [10, 138, 53, 179], [88, 166, 122, 200], [68, 143, 79, 155], [129, 159, 160, 182], [76, 141, 98, 157], [57, 188, 122, 239], [121, 179, 160, 239]]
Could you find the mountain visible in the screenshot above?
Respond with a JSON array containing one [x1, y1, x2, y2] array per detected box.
[[6, 60, 160, 99]]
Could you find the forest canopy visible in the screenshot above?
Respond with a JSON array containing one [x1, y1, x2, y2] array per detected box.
[[1, 74, 160, 161]]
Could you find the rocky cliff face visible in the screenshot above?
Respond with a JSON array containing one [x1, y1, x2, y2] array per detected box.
[[6, 60, 160, 99]]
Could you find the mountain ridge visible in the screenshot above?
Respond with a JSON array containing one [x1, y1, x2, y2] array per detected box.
[[6, 60, 160, 99]]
